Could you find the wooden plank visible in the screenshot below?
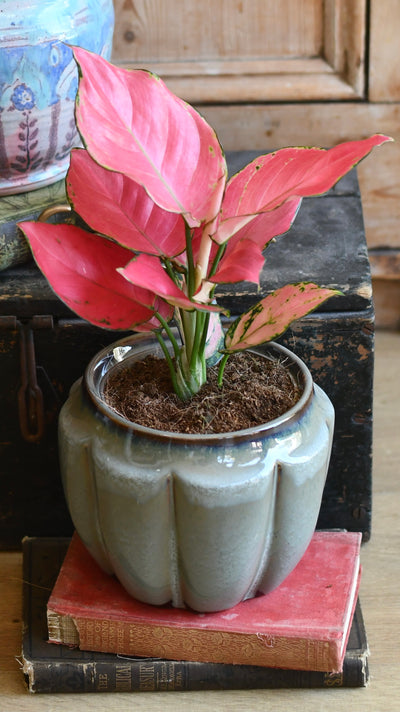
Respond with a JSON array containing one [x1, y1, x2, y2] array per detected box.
[[156, 72, 357, 103], [369, 0, 400, 101], [195, 102, 400, 250], [372, 280, 400, 330], [116, 58, 333, 78], [112, 0, 365, 100], [112, 0, 324, 63], [370, 250, 400, 280], [324, 0, 367, 97], [369, 251, 400, 330]]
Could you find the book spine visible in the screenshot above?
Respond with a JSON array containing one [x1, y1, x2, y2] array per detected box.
[[69, 615, 342, 672], [25, 655, 368, 694]]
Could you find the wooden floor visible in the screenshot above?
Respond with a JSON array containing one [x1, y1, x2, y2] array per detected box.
[[0, 330, 399, 711]]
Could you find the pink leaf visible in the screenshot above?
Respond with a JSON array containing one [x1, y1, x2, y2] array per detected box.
[[19, 222, 171, 330], [221, 135, 392, 221], [212, 197, 301, 261], [214, 197, 300, 247], [72, 47, 227, 227], [225, 283, 340, 351], [210, 239, 265, 284], [206, 200, 300, 285], [67, 149, 186, 257], [119, 254, 221, 312]]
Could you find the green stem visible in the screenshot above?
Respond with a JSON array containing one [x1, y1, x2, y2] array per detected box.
[[179, 308, 195, 362], [189, 310, 206, 373], [154, 312, 180, 360], [208, 243, 226, 279], [198, 311, 211, 357], [155, 331, 181, 396], [164, 258, 181, 287], [155, 309, 204, 401], [217, 352, 230, 387]]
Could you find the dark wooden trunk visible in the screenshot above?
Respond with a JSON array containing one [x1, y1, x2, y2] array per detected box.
[[0, 153, 374, 548]]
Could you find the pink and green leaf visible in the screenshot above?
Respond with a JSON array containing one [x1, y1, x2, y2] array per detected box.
[[72, 46, 227, 228], [225, 283, 341, 351], [206, 200, 300, 285], [213, 196, 301, 247], [67, 148, 186, 257], [206, 198, 300, 287], [220, 134, 392, 223], [19, 222, 172, 330], [210, 239, 266, 284]]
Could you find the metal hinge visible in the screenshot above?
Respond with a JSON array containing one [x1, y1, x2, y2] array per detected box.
[[1, 315, 54, 443]]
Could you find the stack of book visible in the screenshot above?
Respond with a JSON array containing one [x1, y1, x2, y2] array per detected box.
[[21, 531, 369, 694]]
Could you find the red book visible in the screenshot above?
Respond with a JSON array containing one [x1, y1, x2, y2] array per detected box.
[[47, 531, 361, 673]]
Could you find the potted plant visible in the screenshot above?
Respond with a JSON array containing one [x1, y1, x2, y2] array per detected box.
[[20, 47, 391, 612]]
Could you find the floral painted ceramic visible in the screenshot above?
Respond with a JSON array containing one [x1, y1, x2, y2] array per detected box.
[[0, 0, 114, 195], [59, 333, 334, 612]]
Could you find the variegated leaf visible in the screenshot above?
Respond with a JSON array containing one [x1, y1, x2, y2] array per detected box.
[[220, 135, 392, 227], [225, 283, 341, 351]]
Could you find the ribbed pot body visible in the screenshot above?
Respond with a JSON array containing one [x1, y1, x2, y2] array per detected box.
[[59, 334, 334, 612]]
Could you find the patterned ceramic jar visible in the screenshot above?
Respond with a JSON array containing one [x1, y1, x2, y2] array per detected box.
[[0, 0, 114, 195], [59, 333, 335, 613]]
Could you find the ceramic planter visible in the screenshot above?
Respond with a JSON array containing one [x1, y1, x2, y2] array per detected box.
[[59, 334, 334, 612], [0, 0, 114, 195]]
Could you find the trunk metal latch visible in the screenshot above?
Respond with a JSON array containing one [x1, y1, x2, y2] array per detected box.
[[17, 315, 54, 443]]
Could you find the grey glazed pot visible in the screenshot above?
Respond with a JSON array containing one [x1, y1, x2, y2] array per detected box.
[[59, 334, 334, 612]]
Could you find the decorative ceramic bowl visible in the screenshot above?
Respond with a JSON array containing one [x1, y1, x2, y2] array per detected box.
[[0, 0, 114, 195], [59, 333, 334, 612]]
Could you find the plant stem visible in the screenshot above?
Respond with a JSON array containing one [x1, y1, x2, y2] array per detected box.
[[189, 310, 206, 373], [154, 312, 180, 360], [217, 352, 230, 387], [198, 311, 211, 356], [154, 331, 181, 396], [180, 307, 195, 362], [155, 309, 205, 401], [164, 258, 181, 287], [208, 243, 226, 278]]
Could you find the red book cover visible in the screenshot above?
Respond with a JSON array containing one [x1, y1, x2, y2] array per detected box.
[[47, 531, 361, 673]]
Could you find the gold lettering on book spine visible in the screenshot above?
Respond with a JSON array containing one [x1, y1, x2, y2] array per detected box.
[[116, 665, 132, 692], [97, 673, 108, 691], [139, 663, 155, 691], [324, 672, 344, 687]]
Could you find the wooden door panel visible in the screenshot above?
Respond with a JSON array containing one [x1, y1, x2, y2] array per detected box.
[[112, 0, 367, 101], [369, 0, 400, 101]]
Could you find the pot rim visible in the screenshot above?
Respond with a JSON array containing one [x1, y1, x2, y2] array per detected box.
[[83, 333, 314, 444]]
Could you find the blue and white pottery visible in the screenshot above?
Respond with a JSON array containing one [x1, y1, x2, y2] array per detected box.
[[59, 333, 335, 613], [0, 0, 114, 195]]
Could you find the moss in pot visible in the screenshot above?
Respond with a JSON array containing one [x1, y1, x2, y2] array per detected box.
[[20, 47, 391, 611]]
